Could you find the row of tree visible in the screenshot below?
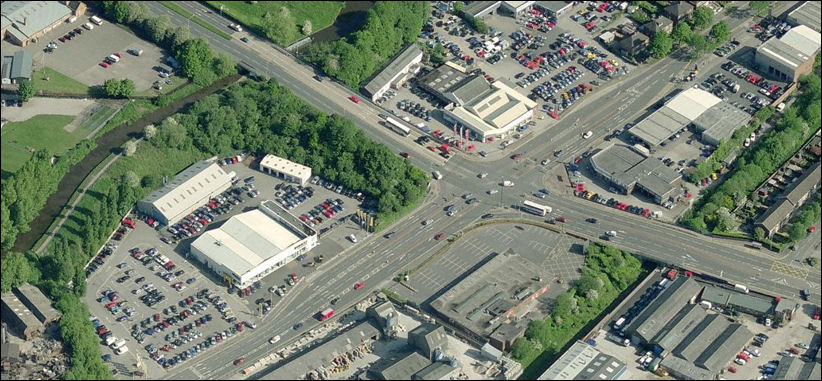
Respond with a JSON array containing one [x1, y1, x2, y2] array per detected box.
[[1, 141, 96, 250], [102, 78, 136, 98], [680, 70, 821, 234], [302, 2, 427, 88], [99, 1, 237, 85], [511, 243, 644, 378]]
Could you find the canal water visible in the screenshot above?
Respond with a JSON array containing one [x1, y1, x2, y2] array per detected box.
[[309, 1, 375, 44]]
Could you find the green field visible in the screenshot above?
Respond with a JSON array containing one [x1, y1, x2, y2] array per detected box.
[[1, 115, 84, 175], [206, 1, 344, 44], [30, 66, 90, 95]]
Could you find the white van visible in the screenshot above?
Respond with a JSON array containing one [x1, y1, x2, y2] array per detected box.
[[115, 346, 129, 355], [582, 130, 593, 139], [605, 230, 617, 237], [90, 15, 103, 26], [104, 336, 117, 346], [700, 300, 712, 309], [68, 16, 77, 23], [432, 171, 443, 180], [734, 284, 750, 294], [776, 102, 785, 112], [110, 339, 126, 350]]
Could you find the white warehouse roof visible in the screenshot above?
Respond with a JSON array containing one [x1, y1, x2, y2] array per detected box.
[[138, 160, 233, 224], [629, 88, 723, 146], [260, 154, 311, 182]]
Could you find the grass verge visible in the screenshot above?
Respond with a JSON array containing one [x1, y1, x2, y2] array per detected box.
[[159, 1, 233, 40], [30, 66, 91, 95], [1, 115, 78, 173]]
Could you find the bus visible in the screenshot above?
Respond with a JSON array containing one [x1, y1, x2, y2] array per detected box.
[[522, 200, 552, 216], [384, 117, 411, 137]]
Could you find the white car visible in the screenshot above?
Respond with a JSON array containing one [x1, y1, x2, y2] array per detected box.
[[487, 189, 499, 195], [582, 130, 593, 139], [269, 335, 280, 344], [541, 159, 550, 165], [348, 234, 357, 243]]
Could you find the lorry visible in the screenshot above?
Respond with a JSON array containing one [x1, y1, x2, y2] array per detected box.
[[734, 284, 750, 294]]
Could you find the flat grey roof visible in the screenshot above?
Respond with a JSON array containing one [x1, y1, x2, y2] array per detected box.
[[448, 75, 490, 106], [430, 251, 550, 337], [259, 321, 381, 380], [363, 45, 422, 96], [628, 277, 702, 343], [538, 341, 626, 380], [536, 1, 573, 13], [788, 1, 821, 32], [370, 350, 431, 380], [463, 1, 502, 17], [590, 144, 680, 199], [420, 65, 470, 100], [696, 324, 752, 371], [653, 304, 707, 351], [694, 102, 751, 144], [14, 284, 59, 324], [727, 293, 773, 314], [412, 361, 459, 380]]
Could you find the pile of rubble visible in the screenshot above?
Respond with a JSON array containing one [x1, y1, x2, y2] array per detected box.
[[303, 341, 374, 380], [2, 336, 69, 380]]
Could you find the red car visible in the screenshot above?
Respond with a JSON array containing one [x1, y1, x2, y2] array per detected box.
[[435, 233, 445, 240], [399, 152, 410, 158], [99, 62, 109, 68], [114, 52, 122, 58], [427, 146, 437, 152], [354, 281, 365, 290], [234, 358, 245, 366], [349, 95, 360, 104], [808, 225, 817, 233], [727, 367, 737, 373], [557, 217, 567, 223], [511, 153, 522, 160]]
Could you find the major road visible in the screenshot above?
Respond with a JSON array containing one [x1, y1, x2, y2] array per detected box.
[[144, 2, 819, 379]]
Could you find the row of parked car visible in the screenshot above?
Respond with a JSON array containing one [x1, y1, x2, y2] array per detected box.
[[276, 183, 314, 210], [299, 198, 346, 227], [397, 99, 431, 121]]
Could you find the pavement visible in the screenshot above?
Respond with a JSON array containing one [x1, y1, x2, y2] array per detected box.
[[131, 2, 820, 379]]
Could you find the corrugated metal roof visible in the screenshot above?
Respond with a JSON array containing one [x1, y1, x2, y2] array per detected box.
[[140, 161, 232, 223], [632, 277, 703, 343], [674, 314, 729, 362], [1, 1, 72, 40], [787, 1, 821, 32], [695, 324, 752, 371], [363, 45, 423, 96]]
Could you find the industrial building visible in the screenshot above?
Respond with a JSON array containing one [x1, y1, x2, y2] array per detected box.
[[499, 1, 536, 16], [620, 276, 754, 379], [538, 340, 627, 380], [430, 251, 550, 351], [1, 1, 81, 47], [772, 347, 821, 379], [367, 323, 457, 380], [1, 284, 59, 340], [786, 1, 821, 33], [442, 78, 537, 142], [535, 1, 574, 17], [755, 25, 821, 83], [418, 64, 471, 105], [189, 200, 317, 287], [755, 161, 821, 237], [1, 50, 32, 84], [589, 144, 681, 204], [626, 277, 703, 345], [362, 45, 423, 102], [700, 285, 774, 317], [629, 88, 749, 148], [258, 154, 311, 186], [136, 160, 234, 226], [462, 1, 502, 18]]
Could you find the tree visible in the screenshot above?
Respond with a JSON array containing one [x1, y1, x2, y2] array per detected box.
[[453, 1, 464, 14], [688, 33, 710, 58], [749, 1, 772, 17], [177, 38, 213, 81], [787, 223, 807, 242], [118, 79, 135, 98], [262, 7, 298, 44], [141, 174, 162, 189], [754, 227, 766, 241], [124, 171, 140, 188], [807, 257, 820, 267], [144, 124, 157, 140], [123, 141, 137, 156], [167, 25, 191, 50], [715, 207, 735, 232], [212, 54, 237, 77], [17, 79, 34, 102], [648, 31, 673, 59], [691, 6, 714, 30], [102, 79, 135, 98], [671, 22, 692, 45], [301, 20, 312, 36], [629, 9, 649, 24], [142, 14, 170, 43], [710, 21, 731, 43]]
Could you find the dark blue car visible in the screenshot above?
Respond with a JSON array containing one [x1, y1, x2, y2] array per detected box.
[[293, 322, 303, 330]]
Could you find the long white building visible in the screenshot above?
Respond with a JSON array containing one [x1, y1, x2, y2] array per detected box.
[[259, 154, 311, 186], [136, 160, 234, 225], [189, 200, 317, 287]]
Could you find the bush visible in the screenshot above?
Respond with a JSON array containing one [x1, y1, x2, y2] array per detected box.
[[17, 79, 35, 101]]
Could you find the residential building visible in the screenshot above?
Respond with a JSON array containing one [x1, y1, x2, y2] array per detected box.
[[640, 16, 674, 37], [258, 154, 311, 186], [755, 25, 821, 83], [362, 45, 423, 102], [755, 161, 821, 237], [616, 32, 649, 57], [136, 160, 234, 226], [664, 2, 695, 24]]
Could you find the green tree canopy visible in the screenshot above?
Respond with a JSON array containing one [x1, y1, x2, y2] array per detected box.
[[262, 7, 298, 44], [176, 38, 214, 82], [710, 21, 731, 43], [17, 79, 34, 102], [691, 6, 714, 30], [671, 21, 692, 44], [749, 1, 772, 17], [648, 31, 673, 58]]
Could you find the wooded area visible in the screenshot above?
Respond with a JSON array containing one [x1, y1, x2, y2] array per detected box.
[[303, 2, 427, 88]]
